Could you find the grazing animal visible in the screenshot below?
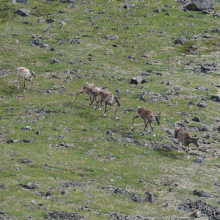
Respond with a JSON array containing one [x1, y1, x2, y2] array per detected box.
[[95, 89, 121, 120], [131, 106, 161, 136], [17, 67, 36, 90], [174, 127, 199, 158], [72, 82, 101, 108]]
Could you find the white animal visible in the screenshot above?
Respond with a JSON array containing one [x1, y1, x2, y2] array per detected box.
[[17, 67, 36, 90], [131, 106, 161, 136], [174, 127, 199, 158], [95, 89, 121, 120]]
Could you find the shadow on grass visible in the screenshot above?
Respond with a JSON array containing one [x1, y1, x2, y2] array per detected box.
[[155, 148, 184, 160]]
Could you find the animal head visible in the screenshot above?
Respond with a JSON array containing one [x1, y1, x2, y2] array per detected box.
[[114, 96, 121, 107], [155, 112, 161, 125], [30, 70, 36, 78], [192, 136, 199, 148]]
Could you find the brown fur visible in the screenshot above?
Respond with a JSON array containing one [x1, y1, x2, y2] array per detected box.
[[174, 127, 199, 158], [72, 82, 101, 107], [95, 89, 120, 119], [131, 106, 161, 136]]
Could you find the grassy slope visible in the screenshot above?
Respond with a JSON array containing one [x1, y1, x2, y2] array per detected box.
[[0, 0, 220, 219]]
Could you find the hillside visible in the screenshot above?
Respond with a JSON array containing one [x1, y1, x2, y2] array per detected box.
[[0, 0, 220, 219]]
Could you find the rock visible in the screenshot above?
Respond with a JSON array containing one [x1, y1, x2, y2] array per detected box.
[[145, 192, 155, 203], [193, 190, 214, 198], [45, 211, 84, 220], [174, 36, 187, 45], [116, 88, 121, 94], [130, 77, 148, 85], [20, 158, 33, 163], [131, 193, 143, 203], [38, 19, 45, 23], [21, 126, 32, 131], [70, 39, 80, 44], [23, 21, 34, 25], [31, 38, 42, 46], [16, 8, 30, 16], [197, 102, 207, 107], [12, 0, 29, 4], [184, 0, 215, 11], [211, 95, 220, 103], [105, 35, 119, 40], [192, 116, 200, 122], [46, 191, 53, 196], [114, 188, 130, 195], [194, 158, 205, 164], [24, 182, 40, 189], [212, 28, 220, 33], [192, 210, 202, 218], [124, 4, 135, 9], [60, 142, 70, 147], [195, 86, 208, 91]]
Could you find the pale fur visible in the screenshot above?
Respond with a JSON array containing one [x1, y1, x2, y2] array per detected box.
[[95, 89, 120, 119], [131, 106, 161, 136], [17, 67, 36, 90], [174, 127, 199, 158]]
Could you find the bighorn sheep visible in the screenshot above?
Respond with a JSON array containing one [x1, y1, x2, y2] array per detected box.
[[95, 89, 121, 120], [174, 127, 199, 158], [72, 82, 101, 108], [131, 106, 161, 136], [17, 67, 36, 90]]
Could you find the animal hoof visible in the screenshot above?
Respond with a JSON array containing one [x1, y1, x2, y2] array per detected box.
[[187, 155, 190, 159], [99, 108, 102, 111], [102, 114, 106, 117], [131, 127, 133, 130], [115, 117, 119, 120], [153, 133, 156, 137]]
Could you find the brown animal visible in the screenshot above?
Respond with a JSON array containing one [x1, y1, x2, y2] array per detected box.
[[131, 106, 161, 136], [95, 89, 120, 120], [17, 67, 36, 90], [174, 127, 199, 158], [72, 82, 101, 108]]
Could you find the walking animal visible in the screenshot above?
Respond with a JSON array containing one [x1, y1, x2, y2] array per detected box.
[[17, 67, 36, 90], [174, 127, 199, 158], [95, 89, 120, 120], [72, 82, 102, 108], [131, 106, 161, 136]]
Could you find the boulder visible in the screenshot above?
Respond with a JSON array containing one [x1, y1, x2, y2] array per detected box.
[[16, 8, 30, 16], [12, 0, 30, 4], [174, 36, 187, 45], [184, 0, 215, 11]]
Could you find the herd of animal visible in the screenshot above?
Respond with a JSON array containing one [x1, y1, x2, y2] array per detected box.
[[16, 67, 200, 158]]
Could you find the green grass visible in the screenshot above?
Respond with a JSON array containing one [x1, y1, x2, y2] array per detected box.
[[0, 0, 220, 219]]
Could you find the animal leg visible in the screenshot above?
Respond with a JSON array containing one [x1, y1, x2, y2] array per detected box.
[[30, 80, 33, 90], [102, 102, 107, 117], [72, 90, 83, 103], [88, 96, 94, 107], [113, 104, 119, 120], [149, 122, 155, 137], [144, 119, 149, 132], [131, 115, 139, 130], [23, 79, 26, 90], [17, 76, 20, 89]]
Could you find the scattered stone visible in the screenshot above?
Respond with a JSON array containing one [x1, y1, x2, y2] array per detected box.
[[194, 158, 205, 164], [184, 0, 215, 11], [24, 182, 40, 189], [193, 190, 214, 198], [124, 4, 135, 9], [174, 35, 187, 45], [31, 38, 42, 46], [70, 39, 80, 44], [192, 116, 200, 122], [211, 95, 220, 103], [145, 191, 155, 203], [105, 35, 119, 40], [20, 158, 33, 163], [12, 0, 30, 4], [38, 19, 45, 23], [130, 77, 148, 85], [23, 21, 34, 25], [21, 126, 32, 131], [16, 8, 30, 16], [197, 102, 207, 107], [130, 193, 143, 203], [45, 211, 84, 220], [114, 188, 130, 195]]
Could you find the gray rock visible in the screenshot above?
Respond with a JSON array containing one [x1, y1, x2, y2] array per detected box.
[[193, 190, 214, 198], [195, 86, 208, 91], [192, 116, 200, 122], [20, 158, 33, 163], [31, 38, 42, 46], [124, 4, 135, 9], [16, 8, 30, 16], [212, 28, 220, 33], [194, 158, 205, 164], [21, 126, 32, 131], [24, 182, 40, 189], [70, 39, 80, 44], [131, 193, 143, 203], [23, 21, 34, 25], [197, 102, 207, 107], [38, 19, 45, 23], [12, 0, 29, 4], [174, 36, 187, 45], [130, 77, 148, 85], [105, 35, 119, 40], [185, 0, 215, 11], [211, 95, 220, 103]]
